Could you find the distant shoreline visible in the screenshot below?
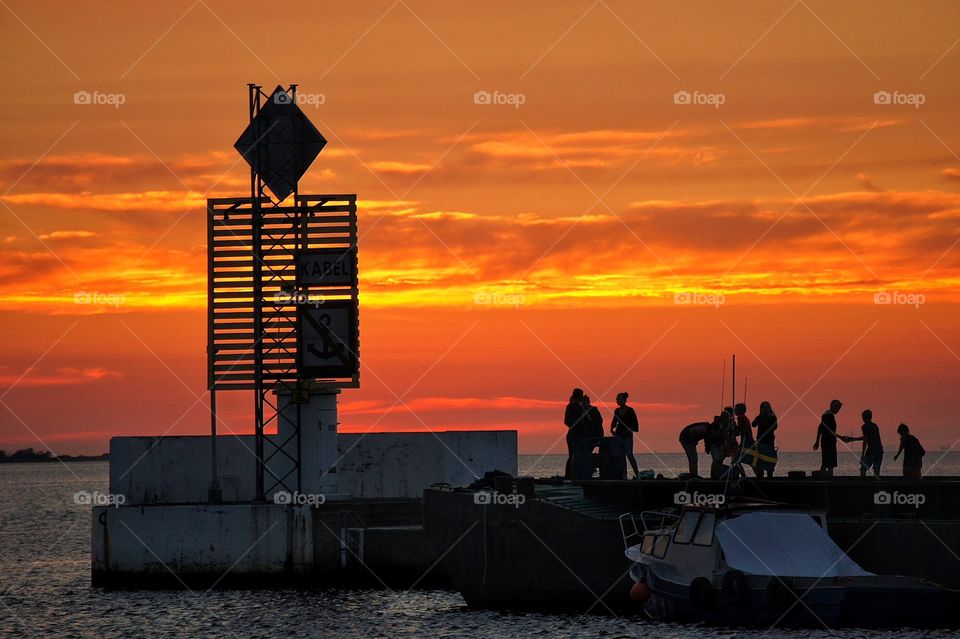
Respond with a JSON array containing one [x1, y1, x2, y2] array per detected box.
[[0, 453, 109, 464]]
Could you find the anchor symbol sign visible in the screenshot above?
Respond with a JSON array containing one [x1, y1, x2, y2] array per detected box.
[[300, 307, 353, 371], [306, 313, 336, 360]]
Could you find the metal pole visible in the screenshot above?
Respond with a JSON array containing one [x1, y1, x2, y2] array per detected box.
[[249, 83, 266, 502], [719, 358, 725, 412], [731, 354, 736, 408], [207, 191, 222, 504], [208, 389, 222, 503]]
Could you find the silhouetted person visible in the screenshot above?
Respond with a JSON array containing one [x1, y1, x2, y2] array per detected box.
[[679, 422, 710, 477], [893, 423, 925, 479], [611, 391, 640, 478], [750, 401, 778, 477], [814, 399, 842, 476], [753, 401, 778, 448], [570, 395, 603, 479], [734, 403, 753, 448], [584, 395, 603, 446], [708, 414, 728, 479], [849, 409, 883, 477], [721, 406, 739, 461], [563, 388, 585, 479]]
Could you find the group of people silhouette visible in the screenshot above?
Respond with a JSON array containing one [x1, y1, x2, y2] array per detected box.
[[679, 401, 779, 479], [678, 399, 927, 479], [563, 389, 928, 480], [563, 389, 639, 480], [814, 400, 926, 479]]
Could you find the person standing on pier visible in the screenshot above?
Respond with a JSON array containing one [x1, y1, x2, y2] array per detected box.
[[678, 422, 710, 478], [893, 423, 925, 479], [572, 395, 603, 479], [563, 388, 586, 479], [814, 399, 842, 476], [851, 409, 883, 477], [611, 392, 640, 479], [734, 403, 753, 449], [708, 414, 730, 479], [751, 401, 778, 477], [583, 395, 603, 446]]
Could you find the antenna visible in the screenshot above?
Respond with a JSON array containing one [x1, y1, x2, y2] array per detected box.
[[731, 354, 736, 408], [720, 358, 726, 412], [743, 376, 748, 405]]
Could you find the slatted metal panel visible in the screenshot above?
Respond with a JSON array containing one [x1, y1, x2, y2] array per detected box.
[[207, 194, 359, 391]]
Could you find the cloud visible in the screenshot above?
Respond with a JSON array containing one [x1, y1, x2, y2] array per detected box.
[[339, 395, 699, 418], [855, 173, 882, 192], [0, 366, 122, 390], [942, 168, 960, 182], [2, 190, 206, 212], [0, 151, 242, 194], [3, 184, 960, 313], [468, 127, 720, 170], [370, 160, 432, 175], [37, 230, 97, 240], [738, 117, 902, 133]]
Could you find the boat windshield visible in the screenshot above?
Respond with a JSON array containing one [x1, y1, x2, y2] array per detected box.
[[652, 534, 670, 558], [673, 511, 699, 544], [641, 533, 655, 555], [692, 511, 716, 546], [716, 512, 872, 578]]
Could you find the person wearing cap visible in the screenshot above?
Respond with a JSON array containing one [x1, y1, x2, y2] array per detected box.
[[814, 399, 843, 476]]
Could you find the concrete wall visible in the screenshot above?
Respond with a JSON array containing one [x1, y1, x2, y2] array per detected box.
[[91, 502, 449, 588], [109, 430, 517, 504], [92, 503, 313, 586], [337, 431, 517, 498]]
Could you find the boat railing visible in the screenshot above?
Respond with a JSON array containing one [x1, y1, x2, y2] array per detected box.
[[619, 510, 680, 550]]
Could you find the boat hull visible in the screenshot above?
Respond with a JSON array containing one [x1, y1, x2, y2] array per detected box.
[[636, 566, 956, 628]]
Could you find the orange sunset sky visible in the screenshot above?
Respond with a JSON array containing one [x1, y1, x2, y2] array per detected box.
[[2, 1, 960, 456]]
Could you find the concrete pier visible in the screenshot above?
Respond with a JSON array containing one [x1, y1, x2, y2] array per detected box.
[[93, 430, 517, 587], [92, 500, 441, 588]]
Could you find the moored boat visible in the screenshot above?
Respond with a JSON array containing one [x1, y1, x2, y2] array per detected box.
[[623, 499, 959, 628]]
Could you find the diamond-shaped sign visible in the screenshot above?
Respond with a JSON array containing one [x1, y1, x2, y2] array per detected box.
[[234, 85, 327, 202]]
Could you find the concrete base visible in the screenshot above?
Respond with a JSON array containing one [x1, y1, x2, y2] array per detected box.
[[95, 427, 516, 588], [109, 430, 517, 504], [92, 500, 445, 589]]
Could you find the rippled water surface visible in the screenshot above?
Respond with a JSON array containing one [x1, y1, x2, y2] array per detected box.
[[2, 458, 958, 638]]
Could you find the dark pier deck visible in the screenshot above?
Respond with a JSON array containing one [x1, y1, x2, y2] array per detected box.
[[423, 476, 960, 613]]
